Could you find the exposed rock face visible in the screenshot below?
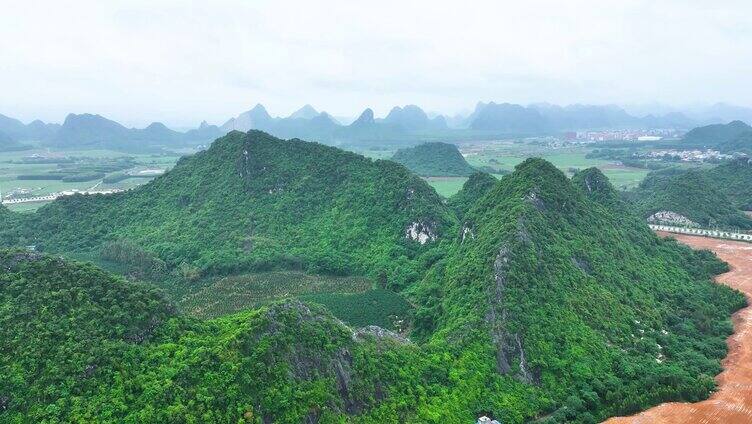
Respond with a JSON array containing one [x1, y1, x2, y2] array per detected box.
[[256, 301, 381, 419], [524, 190, 545, 211], [461, 223, 475, 242], [486, 244, 538, 385], [0, 251, 47, 272], [572, 256, 592, 274], [405, 221, 437, 244], [124, 315, 162, 344], [353, 325, 409, 344], [647, 211, 699, 227]]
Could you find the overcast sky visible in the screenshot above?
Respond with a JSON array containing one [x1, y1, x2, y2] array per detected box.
[[1, 0, 751, 127]]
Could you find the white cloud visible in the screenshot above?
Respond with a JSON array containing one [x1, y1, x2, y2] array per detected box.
[[1, 0, 751, 127]]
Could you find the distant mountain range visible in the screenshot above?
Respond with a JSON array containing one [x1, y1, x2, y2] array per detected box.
[[0, 129, 31, 152], [0, 112, 224, 152], [1, 101, 749, 151], [468, 102, 698, 133]]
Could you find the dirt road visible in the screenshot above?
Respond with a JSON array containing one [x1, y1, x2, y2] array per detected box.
[[605, 233, 752, 423]]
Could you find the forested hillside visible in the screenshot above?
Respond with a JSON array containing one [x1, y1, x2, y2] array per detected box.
[[1, 131, 455, 287], [0, 250, 446, 422], [410, 160, 743, 421], [447, 171, 498, 218], [704, 157, 752, 210], [622, 158, 752, 228], [0, 136, 745, 423], [391, 142, 476, 176], [682, 120, 752, 153], [626, 168, 752, 229]]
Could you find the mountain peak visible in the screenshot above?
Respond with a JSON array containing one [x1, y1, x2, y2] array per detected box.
[[572, 167, 621, 207], [145, 122, 169, 131], [350, 108, 375, 126], [248, 104, 272, 119], [289, 104, 319, 120]]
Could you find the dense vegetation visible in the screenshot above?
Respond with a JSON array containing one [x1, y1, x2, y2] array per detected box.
[[682, 120, 752, 153], [0, 251, 443, 423], [447, 172, 498, 219], [409, 162, 743, 421], [623, 157, 752, 228], [0, 134, 745, 422], [626, 168, 752, 229], [704, 157, 752, 210], [1, 130, 456, 288], [301, 288, 413, 331], [391, 142, 476, 177]]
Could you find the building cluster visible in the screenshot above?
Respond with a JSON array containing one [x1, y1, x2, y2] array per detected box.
[[563, 128, 683, 142], [1, 188, 125, 204], [644, 149, 733, 162]]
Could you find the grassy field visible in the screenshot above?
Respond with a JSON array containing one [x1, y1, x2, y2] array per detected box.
[[423, 176, 469, 197], [418, 141, 655, 196], [355, 140, 656, 197]]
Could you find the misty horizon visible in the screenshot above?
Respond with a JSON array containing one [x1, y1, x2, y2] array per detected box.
[[2, 1, 751, 128], [3, 100, 752, 131]]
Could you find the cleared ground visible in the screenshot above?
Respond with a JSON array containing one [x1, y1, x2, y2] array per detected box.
[[606, 233, 752, 424]]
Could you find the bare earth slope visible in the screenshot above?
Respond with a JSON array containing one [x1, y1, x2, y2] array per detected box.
[[606, 233, 752, 423]]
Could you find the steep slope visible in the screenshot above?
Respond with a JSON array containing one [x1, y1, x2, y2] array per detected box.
[[532, 104, 638, 130], [221, 104, 275, 132], [447, 172, 498, 219], [704, 157, 752, 210], [289, 104, 319, 120], [682, 120, 752, 153], [3, 130, 456, 286], [382, 105, 447, 131], [0, 130, 31, 151], [24, 119, 60, 140], [1, 159, 744, 423], [620, 158, 752, 224], [627, 168, 752, 229], [718, 131, 752, 155], [0, 251, 441, 422], [391, 142, 476, 176], [49, 113, 220, 150], [412, 159, 743, 421], [183, 120, 225, 142], [0, 114, 34, 140], [469, 102, 550, 134], [51, 113, 132, 147]]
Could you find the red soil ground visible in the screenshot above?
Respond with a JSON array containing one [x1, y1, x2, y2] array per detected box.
[[605, 232, 752, 423]]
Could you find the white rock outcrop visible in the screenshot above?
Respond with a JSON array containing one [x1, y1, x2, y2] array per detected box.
[[647, 211, 699, 227], [404, 221, 436, 244]]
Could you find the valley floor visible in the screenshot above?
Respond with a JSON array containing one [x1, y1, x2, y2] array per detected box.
[[606, 233, 752, 424]]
